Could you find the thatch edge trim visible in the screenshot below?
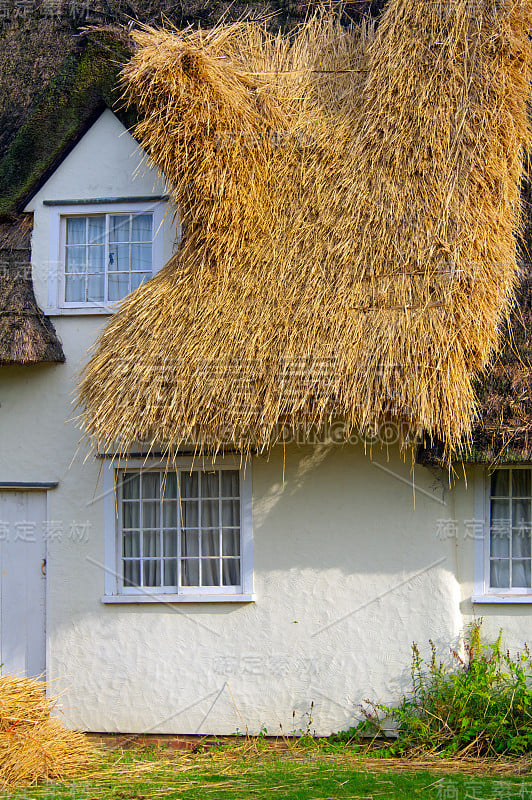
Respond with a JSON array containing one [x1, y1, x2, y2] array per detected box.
[[0, 246, 65, 366]]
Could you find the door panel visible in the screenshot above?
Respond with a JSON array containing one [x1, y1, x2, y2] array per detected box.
[[0, 491, 46, 677]]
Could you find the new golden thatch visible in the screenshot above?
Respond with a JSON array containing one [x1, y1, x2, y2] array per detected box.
[[79, 0, 532, 459], [0, 675, 95, 788]]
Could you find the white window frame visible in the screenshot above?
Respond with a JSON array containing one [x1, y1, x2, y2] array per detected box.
[[101, 457, 254, 603], [47, 200, 166, 314], [472, 466, 532, 604]]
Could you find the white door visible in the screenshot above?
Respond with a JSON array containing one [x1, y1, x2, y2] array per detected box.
[[0, 491, 46, 677]]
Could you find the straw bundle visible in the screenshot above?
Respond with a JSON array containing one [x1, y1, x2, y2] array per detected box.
[[79, 0, 532, 459], [0, 675, 95, 788]]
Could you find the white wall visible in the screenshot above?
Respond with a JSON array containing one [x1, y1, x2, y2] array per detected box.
[[25, 109, 178, 312], [1, 110, 531, 736]]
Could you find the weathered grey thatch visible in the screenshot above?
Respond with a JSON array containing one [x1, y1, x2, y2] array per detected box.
[[417, 170, 532, 468], [417, 267, 532, 467], [464, 263, 532, 464], [0, 235, 64, 366]]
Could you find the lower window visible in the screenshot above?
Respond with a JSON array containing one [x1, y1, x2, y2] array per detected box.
[[107, 462, 251, 598], [489, 467, 531, 591]]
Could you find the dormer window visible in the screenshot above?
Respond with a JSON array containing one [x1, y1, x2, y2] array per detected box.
[[64, 213, 153, 304], [46, 199, 167, 313]]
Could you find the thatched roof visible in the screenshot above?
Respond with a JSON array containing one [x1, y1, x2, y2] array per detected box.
[[78, 0, 532, 461], [0, 231, 64, 366], [0, 2, 382, 369], [0, 29, 135, 215], [417, 262, 532, 466], [0, 1, 384, 215], [417, 175, 532, 467], [467, 265, 532, 464], [1, 0, 532, 460]]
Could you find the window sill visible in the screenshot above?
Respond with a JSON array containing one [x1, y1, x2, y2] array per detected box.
[[472, 595, 532, 604], [101, 593, 255, 604], [46, 307, 115, 316]]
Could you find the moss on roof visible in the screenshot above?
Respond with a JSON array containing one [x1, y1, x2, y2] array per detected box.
[[0, 18, 77, 161], [0, 29, 136, 215]]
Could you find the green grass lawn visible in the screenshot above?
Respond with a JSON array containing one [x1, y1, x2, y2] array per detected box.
[[4, 745, 532, 800]]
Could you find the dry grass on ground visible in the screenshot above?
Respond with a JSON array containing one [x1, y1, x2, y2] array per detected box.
[[0, 676, 96, 789]]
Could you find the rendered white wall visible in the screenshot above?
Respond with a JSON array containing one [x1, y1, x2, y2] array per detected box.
[[25, 109, 178, 312], [1, 109, 531, 736]]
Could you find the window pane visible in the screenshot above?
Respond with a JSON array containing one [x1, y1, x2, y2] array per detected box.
[[163, 502, 177, 528], [490, 559, 509, 588], [131, 244, 152, 271], [88, 217, 105, 244], [181, 501, 198, 527], [513, 528, 531, 558], [491, 469, 510, 497], [181, 531, 199, 557], [88, 245, 105, 272], [491, 470, 509, 497], [202, 530, 220, 557], [143, 531, 160, 557], [66, 246, 86, 273], [142, 502, 160, 529], [222, 530, 240, 556], [202, 559, 220, 586], [222, 559, 240, 586], [181, 472, 199, 498], [108, 273, 130, 301], [221, 471, 239, 497], [164, 560, 177, 586], [163, 473, 178, 499], [123, 503, 139, 529], [110, 215, 130, 243], [513, 499, 531, 539], [202, 472, 219, 498], [87, 274, 104, 302], [66, 217, 86, 245], [182, 559, 199, 586], [123, 532, 140, 558], [143, 560, 160, 587], [123, 560, 140, 588], [65, 275, 85, 302], [222, 499, 239, 526], [163, 531, 177, 557], [491, 527, 509, 557], [490, 499, 510, 539], [109, 244, 130, 272], [513, 470, 531, 498], [131, 214, 152, 242], [122, 473, 140, 499], [202, 500, 219, 527], [512, 560, 531, 588], [131, 272, 150, 292], [142, 473, 160, 498]]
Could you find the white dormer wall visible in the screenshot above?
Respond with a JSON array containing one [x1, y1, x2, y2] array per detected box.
[[25, 109, 178, 312]]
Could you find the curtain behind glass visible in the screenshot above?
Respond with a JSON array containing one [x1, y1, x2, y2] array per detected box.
[[490, 470, 532, 589], [222, 471, 240, 586], [122, 469, 241, 591], [181, 472, 200, 586], [512, 496, 531, 587]]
